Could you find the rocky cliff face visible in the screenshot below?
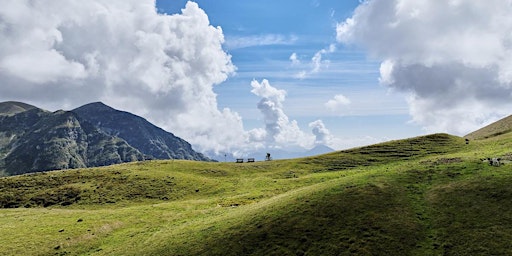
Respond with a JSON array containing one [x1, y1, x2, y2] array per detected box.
[[0, 106, 145, 175], [72, 102, 209, 161], [0, 101, 209, 176]]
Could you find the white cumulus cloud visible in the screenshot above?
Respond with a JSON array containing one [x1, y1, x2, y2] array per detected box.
[[325, 94, 351, 113], [249, 79, 313, 149], [337, 0, 512, 135], [309, 120, 333, 146], [0, 0, 243, 154]]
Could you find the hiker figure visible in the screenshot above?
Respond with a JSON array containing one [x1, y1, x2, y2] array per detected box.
[[265, 153, 272, 161]]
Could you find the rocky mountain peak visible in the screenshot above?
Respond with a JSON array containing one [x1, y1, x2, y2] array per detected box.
[[77, 102, 115, 111], [73, 102, 210, 161]]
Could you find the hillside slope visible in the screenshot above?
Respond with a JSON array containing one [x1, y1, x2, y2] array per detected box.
[[1, 132, 512, 255], [465, 114, 512, 140]]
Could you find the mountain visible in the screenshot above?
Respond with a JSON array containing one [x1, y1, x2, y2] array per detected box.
[[305, 144, 335, 156], [0, 105, 144, 176], [0, 101, 37, 116], [72, 102, 209, 161], [0, 101, 209, 176], [464, 114, 512, 140]]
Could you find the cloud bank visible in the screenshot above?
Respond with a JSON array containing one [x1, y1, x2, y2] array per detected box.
[[0, 0, 247, 153], [337, 0, 512, 134]]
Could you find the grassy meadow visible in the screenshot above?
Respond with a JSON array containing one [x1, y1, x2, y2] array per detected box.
[[2, 133, 512, 255]]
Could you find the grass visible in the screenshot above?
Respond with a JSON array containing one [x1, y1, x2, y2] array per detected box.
[[464, 114, 512, 140], [1, 133, 512, 255]]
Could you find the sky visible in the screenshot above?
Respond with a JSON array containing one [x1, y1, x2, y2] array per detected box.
[[1, 0, 512, 158]]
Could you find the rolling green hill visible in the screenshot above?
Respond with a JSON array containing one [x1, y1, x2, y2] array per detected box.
[[1, 132, 512, 255], [464, 114, 512, 140]]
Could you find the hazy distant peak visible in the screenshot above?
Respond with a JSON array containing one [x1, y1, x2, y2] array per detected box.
[[308, 144, 335, 154]]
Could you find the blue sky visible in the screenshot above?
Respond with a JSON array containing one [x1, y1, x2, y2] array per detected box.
[[157, 0, 422, 147]]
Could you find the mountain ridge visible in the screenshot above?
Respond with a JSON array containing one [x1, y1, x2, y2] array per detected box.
[[72, 102, 210, 161], [0, 107, 145, 175], [0, 101, 210, 176]]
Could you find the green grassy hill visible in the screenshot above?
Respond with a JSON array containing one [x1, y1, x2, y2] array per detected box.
[[1, 133, 512, 255], [465, 114, 512, 140]]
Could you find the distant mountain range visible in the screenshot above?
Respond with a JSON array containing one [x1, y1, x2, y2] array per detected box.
[[0, 101, 209, 176]]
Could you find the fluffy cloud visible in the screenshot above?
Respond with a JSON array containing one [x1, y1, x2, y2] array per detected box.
[[0, 0, 246, 153], [337, 0, 512, 134], [308, 120, 332, 146], [249, 79, 313, 148], [325, 94, 351, 113], [289, 53, 300, 65], [308, 119, 386, 150]]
